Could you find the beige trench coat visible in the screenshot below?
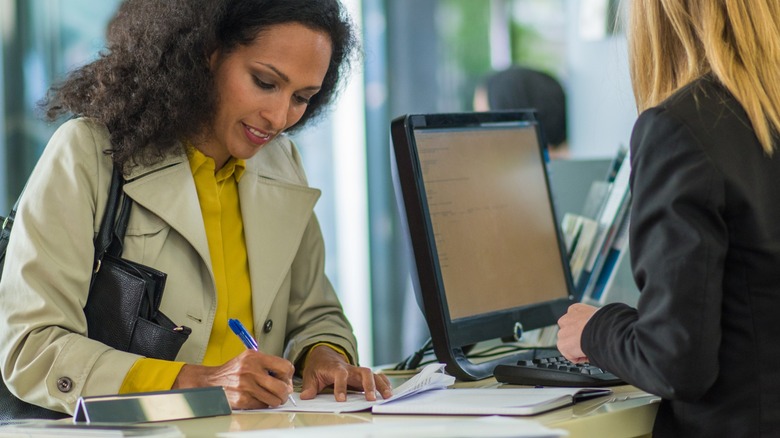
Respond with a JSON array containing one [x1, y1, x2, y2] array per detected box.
[[0, 118, 357, 414]]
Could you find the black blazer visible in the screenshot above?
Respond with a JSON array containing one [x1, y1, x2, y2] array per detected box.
[[582, 76, 780, 437]]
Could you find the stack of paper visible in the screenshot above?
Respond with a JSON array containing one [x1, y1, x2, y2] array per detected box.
[[561, 213, 599, 286], [247, 363, 455, 414], [240, 363, 610, 418], [373, 387, 609, 416], [565, 146, 632, 305]]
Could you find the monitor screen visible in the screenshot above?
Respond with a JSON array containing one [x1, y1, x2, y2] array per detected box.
[[391, 112, 574, 380], [414, 127, 569, 320]]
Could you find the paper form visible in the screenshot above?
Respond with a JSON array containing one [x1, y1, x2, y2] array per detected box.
[[233, 363, 455, 414]]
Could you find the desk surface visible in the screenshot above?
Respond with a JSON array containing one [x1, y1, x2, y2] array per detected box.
[[163, 383, 659, 438]]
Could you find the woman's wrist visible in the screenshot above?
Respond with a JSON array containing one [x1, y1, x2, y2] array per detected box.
[[172, 363, 207, 389]]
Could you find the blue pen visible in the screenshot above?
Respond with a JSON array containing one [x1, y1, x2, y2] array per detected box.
[[228, 318, 297, 406]]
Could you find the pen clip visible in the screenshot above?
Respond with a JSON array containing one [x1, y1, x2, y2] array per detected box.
[[229, 318, 258, 350]]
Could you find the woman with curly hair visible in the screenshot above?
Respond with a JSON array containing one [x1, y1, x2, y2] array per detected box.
[[0, 0, 391, 417], [557, 0, 780, 435]]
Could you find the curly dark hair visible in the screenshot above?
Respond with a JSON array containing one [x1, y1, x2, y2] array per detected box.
[[39, 0, 359, 169]]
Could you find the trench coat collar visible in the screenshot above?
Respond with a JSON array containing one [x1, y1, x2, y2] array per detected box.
[[120, 146, 321, 310]]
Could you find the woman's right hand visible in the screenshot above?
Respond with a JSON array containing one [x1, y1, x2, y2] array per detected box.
[[172, 350, 295, 409], [557, 303, 598, 364]]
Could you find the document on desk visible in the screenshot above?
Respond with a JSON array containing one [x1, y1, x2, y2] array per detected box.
[[238, 362, 456, 414], [372, 387, 612, 416], [235, 363, 610, 417]]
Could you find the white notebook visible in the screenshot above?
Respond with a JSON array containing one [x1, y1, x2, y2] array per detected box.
[[258, 362, 456, 414], [253, 363, 611, 417], [372, 387, 611, 416]]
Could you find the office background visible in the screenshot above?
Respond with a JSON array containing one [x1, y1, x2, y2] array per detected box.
[[0, 0, 636, 366]]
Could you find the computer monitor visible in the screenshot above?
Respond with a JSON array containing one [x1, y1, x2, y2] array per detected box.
[[391, 111, 575, 381]]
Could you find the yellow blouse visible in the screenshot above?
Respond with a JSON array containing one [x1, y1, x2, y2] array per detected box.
[[119, 149, 251, 392], [119, 148, 349, 393]]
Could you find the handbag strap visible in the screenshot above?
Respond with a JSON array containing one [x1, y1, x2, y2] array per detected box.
[[3, 166, 130, 274], [1, 198, 20, 230], [93, 166, 132, 269]]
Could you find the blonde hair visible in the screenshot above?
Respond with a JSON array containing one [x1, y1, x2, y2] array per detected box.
[[628, 0, 780, 154]]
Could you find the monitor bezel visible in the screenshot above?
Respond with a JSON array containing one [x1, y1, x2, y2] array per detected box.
[[391, 111, 575, 380]]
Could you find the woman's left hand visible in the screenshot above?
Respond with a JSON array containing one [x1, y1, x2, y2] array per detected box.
[[300, 345, 393, 402]]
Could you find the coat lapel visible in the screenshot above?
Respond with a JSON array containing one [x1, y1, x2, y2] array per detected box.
[[239, 172, 321, 327], [120, 151, 321, 326], [122, 158, 213, 275]]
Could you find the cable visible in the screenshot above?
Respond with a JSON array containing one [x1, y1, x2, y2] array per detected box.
[[393, 339, 557, 371], [394, 337, 433, 370]]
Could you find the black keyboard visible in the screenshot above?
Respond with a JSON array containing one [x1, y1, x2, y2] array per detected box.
[[494, 353, 624, 387]]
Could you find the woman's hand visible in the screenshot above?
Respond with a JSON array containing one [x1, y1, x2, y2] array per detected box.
[[173, 350, 294, 409], [557, 303, 599, 363], [300, 345, 393, 402]]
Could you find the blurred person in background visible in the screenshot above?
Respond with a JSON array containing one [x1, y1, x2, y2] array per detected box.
[[474, 66, 568, 159]]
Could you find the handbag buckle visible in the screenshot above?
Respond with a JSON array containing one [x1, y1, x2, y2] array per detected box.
[[94, 258, 102, 274]]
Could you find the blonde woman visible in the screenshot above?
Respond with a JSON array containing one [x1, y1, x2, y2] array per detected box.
[[557, 1, 780, 436]]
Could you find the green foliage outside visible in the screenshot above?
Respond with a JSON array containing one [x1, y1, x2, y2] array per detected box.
[[438, 0, 566, 110]]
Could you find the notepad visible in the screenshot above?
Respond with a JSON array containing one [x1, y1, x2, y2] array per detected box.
[[252, 362, 456, 414], [372, 387, 612, 416]]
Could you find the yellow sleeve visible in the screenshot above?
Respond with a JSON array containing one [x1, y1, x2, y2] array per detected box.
[[301, 342, 353, 371], [119, 358, 186, 394]]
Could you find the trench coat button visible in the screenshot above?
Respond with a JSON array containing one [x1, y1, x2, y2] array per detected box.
[[263, 319, 273, 333], [56, 377, 73, 393]]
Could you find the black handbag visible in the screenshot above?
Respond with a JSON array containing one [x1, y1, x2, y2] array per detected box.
[[0, 166, 191, 420]]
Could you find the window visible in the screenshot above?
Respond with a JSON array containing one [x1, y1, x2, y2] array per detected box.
[[1, 0, 122, 209], [1, 0, 634, 367]]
